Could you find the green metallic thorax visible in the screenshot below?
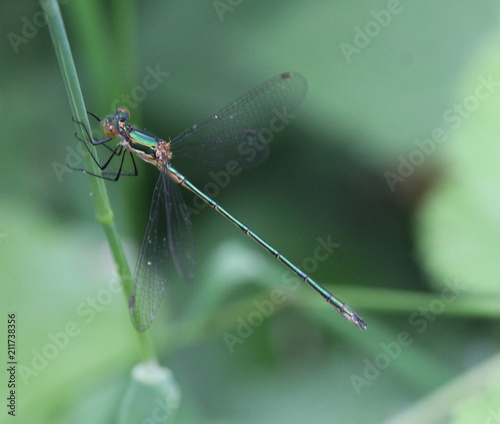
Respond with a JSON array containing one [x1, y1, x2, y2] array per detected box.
[[123, 126, 161, 166]]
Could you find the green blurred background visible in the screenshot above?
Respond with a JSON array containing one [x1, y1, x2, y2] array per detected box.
[[2, 0, 500, 423]]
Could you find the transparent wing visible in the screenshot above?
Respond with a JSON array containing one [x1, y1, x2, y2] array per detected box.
[[170, 72, 307, 170], [164, 167, 196, 282], [129, 169, 195, 332]]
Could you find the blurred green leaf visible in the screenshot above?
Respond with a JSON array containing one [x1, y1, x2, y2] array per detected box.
[[415, 32, 500, 295]]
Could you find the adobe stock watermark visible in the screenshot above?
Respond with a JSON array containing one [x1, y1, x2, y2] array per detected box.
[[19, 274, 123, 384], [484, 406, 500, 424], [339, 0, 412, 64], [384, 74, 500, 192], [138, 396, 180, 424], [51, 65, 169, 183], [110, 65, 169, 111], [350, 277, 467, 395], [186, 105, 299, 217], [213, 0, 244, 22], [7, 0, 72, 54], [222, 235, 340, 353]]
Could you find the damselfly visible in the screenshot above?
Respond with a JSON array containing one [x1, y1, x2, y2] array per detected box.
[[73, 72, 366, 332]]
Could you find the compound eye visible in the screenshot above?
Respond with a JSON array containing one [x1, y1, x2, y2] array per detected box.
[[117, 107, 130, 122], [103, 122, 117, 138]]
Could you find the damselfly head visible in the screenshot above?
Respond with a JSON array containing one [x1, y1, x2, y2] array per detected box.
[[115, 107, 130, 122], [102, 108, 130, 138]]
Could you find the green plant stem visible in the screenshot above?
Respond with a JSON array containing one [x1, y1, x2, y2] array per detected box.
[[350, 287, 500, 318], [384, 351, 500, 424], [164, 285, 500, 353], [67, 0, 139, 112], [66, 0, 113, 102], [41, 0, 155, 362], [111, 0, 138, 84]]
